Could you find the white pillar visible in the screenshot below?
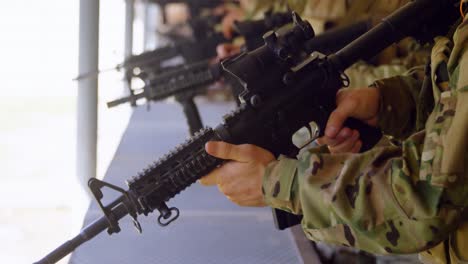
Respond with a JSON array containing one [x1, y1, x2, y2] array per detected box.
[[77, 0, 99, 189], [125, 0, 134, 58], [143, 0, 149, 50]]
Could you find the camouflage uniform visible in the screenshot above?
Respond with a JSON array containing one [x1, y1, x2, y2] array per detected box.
[[233, 0, 421, 107], [262, 14, 468, 264], [240, 0, 347, 24]]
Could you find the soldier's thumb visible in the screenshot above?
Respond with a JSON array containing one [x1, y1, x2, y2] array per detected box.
[[325, 99, 357, 138]]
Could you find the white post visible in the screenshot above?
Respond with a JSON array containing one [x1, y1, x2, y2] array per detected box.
[[143, 0, 150, 50], [77, 0, 99, 189], [123, 0, 135, 97], [125, 0, 134, 58]]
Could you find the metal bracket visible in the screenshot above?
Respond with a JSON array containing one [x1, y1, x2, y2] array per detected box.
[[88, 178, 142, 234]]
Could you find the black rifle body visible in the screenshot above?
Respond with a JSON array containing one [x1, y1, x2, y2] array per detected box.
[[35, 1, 459, 263], [121, 32, 226, 76], [113, 11, 296, 135], [121, 10, 295, 78], [110, 19, 374, 135]]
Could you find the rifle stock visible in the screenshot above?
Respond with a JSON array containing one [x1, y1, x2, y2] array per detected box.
[[36, 1, 459, 263]]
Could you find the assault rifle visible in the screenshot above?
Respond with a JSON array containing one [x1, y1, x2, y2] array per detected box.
[[109, 60, 221, 135], [118, 32, 225, 77], [35, 1, 459, 263], [120, 10, 294, 78], [113, 11, 295, 136], [108, 19, 374, 136]]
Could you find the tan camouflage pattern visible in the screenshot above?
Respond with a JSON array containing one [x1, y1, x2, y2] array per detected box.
[[263, 15, 468, 264], [242, 0, 346, 21], [239, 0, 275, 20], [242, 0, 411, 34], [345, 62, 410, 89], [344, 39, 431, 90]]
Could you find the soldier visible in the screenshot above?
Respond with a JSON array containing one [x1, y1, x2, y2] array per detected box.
[[200, 1, 468, 263], [217, 0, 422, 83]]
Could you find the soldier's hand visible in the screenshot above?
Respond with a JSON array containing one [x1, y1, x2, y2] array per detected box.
[[216, 43, 241, 60], [317, 128, 362, 153], [221, 7, 245, 39], [199, 141, 275, 207], [318, 87, 380, 153]]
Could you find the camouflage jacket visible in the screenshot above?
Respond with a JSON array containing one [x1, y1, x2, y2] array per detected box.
[[263, 15, 468, 264], [242, 0, 347, 22], [243, 0, 410, 28]]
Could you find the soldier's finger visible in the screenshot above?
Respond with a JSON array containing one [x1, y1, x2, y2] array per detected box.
[[351, 140, 363, 153], [328, 127, 353, 147], [326, 98, 357, 138], [335, 89, 352, 104], [235, 199, 266, 207], [236, 144, 275, 164], [217, 181, 234, 196], [216, 44, 229, 59], [222, 18, 233, 39], [199, 169, 220, 186], [316, 137, 325, 145], [317, 127, 351, 147], [206, 141, 259, 162], [206, 141, 236, 160], [328, 130, 360, 153]]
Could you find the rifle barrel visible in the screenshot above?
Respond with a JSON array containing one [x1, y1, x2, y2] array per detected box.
[[107, 92, 146, 108], [34, 203, 128, 264], [331, 0, 450, 70], [304, 20, 371, 55]]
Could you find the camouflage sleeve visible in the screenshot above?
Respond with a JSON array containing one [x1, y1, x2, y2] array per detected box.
[[241, 0, 274, 20], [242, 0, 309, 20], [373, 75, 423, 140], [262, 33, 468, 255]]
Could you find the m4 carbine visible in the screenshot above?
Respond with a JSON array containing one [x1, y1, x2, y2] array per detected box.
[[35, 1, 459, 263], [119, 31, 224, 77], [112, 11, 296, 136], [108, 19, 374, 136], [109, 60, 221, 135], [120, 10, 294, 78]]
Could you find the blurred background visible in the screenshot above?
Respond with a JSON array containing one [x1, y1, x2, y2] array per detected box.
[[0, 1, 241, 263], [0, 0, 145, 262]]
